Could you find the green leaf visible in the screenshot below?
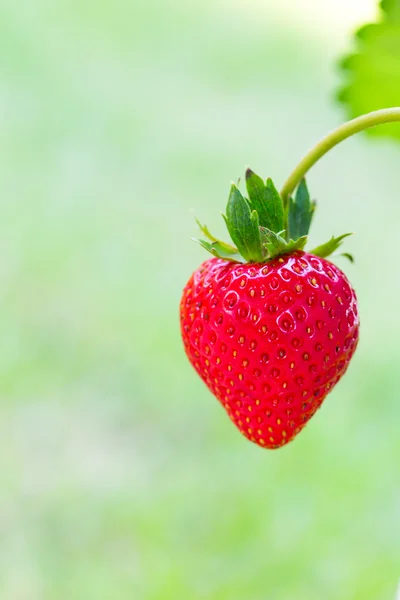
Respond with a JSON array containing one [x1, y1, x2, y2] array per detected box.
[[191, 238, 244, 262], [223, 184, 264, 262], [338, 1, 400, 140], [245, 169, 270, 228], [310, 233, 353, 259], [287, 179, 316, 240], [340, 252, 355, 263], [260, 228, 308, 260], [195, 218, 238, 251], [285, 236, 308, 253], [265, 177, 285, 233], [245, 169, 284, 233], [259, 227, 287, 259]]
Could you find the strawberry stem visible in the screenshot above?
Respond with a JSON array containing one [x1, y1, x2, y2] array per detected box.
[[280, 108, 400, 204]]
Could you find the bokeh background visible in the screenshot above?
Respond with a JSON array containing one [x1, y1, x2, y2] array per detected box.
[[0, 1, 399, 598]]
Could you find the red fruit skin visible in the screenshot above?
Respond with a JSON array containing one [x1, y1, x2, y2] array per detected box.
[[180, 252, 359, 449]]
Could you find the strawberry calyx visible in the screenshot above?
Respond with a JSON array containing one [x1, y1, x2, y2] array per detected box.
[[193, 168, 352, 264]]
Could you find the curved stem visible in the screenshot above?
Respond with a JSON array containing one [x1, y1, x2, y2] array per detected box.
[[280, 108, 400, 204]]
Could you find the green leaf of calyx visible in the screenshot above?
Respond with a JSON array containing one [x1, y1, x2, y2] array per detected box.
[[285, 236, 308, 253], [338, 0, 400, 140], [260, 227, 308, 260], [340, 252, 354, 263], [191, 238, 244, 262], [259, 228, 287, 259], [310, 233, 353, 258], [245, 169, 284, 233], [223, 184, 264, 262], [195, 218, 238, 251], [287, 178, 316, 240]]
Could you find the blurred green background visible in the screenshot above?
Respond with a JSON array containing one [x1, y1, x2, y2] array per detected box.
[[0, 1, 399, 598]]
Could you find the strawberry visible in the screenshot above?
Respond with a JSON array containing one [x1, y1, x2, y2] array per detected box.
[[180, 170, 359, 449]]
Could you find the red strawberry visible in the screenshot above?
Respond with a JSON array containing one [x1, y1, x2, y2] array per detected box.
[[180, 252, 359, 449], [180, 170, 359, 449]]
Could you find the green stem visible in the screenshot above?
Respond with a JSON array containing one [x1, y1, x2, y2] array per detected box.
[[280, 108, 400, 204]]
